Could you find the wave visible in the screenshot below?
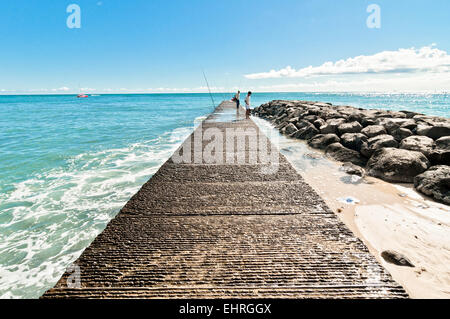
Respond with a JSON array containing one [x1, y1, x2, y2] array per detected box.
[[0, 125, 195, 298]]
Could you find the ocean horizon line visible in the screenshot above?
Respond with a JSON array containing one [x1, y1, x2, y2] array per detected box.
[[1, 91, 449, 97]]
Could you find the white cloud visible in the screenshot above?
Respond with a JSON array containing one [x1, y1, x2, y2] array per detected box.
[[4, 45, 450, 95], [0, 87, 73, 94], [245, 45, 450, 79], [48, 87, 70, 92], [252, 73, 450, 93]]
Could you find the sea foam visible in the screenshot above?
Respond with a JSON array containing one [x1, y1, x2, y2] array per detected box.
[[0, 126, 194, 298]]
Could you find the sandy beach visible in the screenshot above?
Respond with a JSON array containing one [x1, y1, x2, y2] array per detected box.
[[304, 167, 450, 298], [254, 116, 450, 299]]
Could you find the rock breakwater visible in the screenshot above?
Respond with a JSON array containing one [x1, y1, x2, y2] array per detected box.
[[253, 100, 450, 204]]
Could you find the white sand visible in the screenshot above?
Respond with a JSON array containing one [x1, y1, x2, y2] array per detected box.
[[301, 161, 450, 299]]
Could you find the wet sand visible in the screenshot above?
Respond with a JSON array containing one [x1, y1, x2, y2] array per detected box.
[[253, 116, 450, 299]]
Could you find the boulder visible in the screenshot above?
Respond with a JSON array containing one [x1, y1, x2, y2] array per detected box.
[[390, 111, 407, 119], [320, 124, 335, 134], [276, 121, 288, 130], [381, 251, 415, 267], [361, 118, 377, 127], [378, 118, 410, 134], [363, 134, 399, 157], [416, 123, 450, 140], [366, 148, 430, 183], [340, 162, 365, 177], [327, 118, 347, 126], [428, 150, 450, 166], [291, 109, 303, 119], [401, 110, 423, 119], [361, 125, 387, 138], [313, 118, 326, 129], [416, 125, 432, 136], [274, 113, 288, 124], [413, 114, 444, 125], [295, 119, 312, 130], [424, 124, 450, 140], [337, 121, 363, 135], [314, 102, 332, 107], [340, 133, 368, 152], [414, 165, 450, 204], [347, 112, 364, 123], [435, 136, 450, 150], [292, 124, 319, 140], [284, 123, 298, 136], [400, 135, 434, 157], [322, 118, 346, 134], [360, 143, 371, 158], [288, 117, 299, 124], [304, 115, 317, 123], [400, 119, 417, 131], [391, 128, 413, 142], [428, 136, 450, 165], [307, 134, 340, 149], [325, 143, 367, 166], [306, 107, 321, 116], [323, 111, 344, 120]]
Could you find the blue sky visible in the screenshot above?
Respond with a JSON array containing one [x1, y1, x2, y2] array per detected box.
[[1, 0, 449, 94]]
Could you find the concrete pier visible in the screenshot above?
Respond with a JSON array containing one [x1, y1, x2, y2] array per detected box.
[[42, 101, 408, 298]]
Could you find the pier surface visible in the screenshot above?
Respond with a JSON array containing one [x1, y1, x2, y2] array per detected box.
[[43, 101, 407, 298]]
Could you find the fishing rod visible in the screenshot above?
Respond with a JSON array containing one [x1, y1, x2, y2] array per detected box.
[[202, 69, 216, 110]]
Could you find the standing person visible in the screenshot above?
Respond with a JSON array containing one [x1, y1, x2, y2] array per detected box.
[[245, 91, 252, 119], [235, 90, 240, 109]]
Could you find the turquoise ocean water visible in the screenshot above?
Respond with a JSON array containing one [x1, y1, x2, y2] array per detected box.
[[0, 93, 449, 298]]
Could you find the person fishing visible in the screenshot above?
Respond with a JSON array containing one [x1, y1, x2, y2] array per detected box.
[[245, 91, 252, 119], [234, 90, 240, 109]]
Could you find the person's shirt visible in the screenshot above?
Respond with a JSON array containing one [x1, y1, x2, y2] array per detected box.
[[235, 92, 240, 100], [245, 95, 251, 106]]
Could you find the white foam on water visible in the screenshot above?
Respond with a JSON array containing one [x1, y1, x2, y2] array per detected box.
[[194, 115, 207, 125], [252, 116, 336, 171], [0, 125, 195, 299]]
